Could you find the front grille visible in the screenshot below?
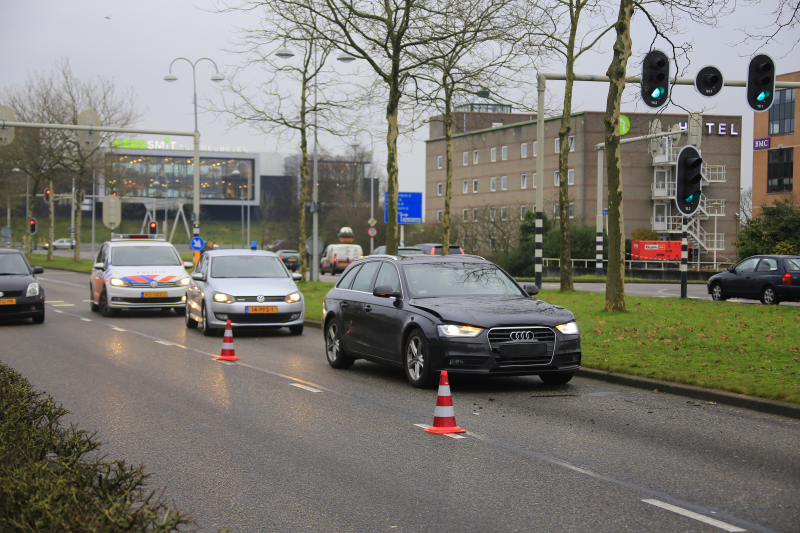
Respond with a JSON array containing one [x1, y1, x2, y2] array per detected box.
[[487, 327, 555, 367], [115, 297, 183, 304], [129, 281, 179, 288], [227, 312, 297, 324], [0, 290, 24, 297], [234, 296, 285, 303]]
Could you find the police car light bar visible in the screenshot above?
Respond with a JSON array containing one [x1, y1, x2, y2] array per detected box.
[[111, 234, 166, 240]]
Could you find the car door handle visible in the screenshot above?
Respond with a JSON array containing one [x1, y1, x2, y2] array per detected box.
[[340, 302, 349, 308], [364, 305, 372, 313]]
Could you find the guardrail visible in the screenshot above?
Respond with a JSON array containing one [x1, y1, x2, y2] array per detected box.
[[542, 258, 735, 271]]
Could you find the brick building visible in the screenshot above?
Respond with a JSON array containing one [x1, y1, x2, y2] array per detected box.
[[752, 71, 798, 215], [425, 110, 742, 261]]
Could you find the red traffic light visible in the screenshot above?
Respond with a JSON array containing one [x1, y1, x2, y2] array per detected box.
[[111, 191, 118, 196], [148, 221, 158, 235], [30, 219, 35, 225], [44, 188, 51, 197], [29, 218, 37, 235]]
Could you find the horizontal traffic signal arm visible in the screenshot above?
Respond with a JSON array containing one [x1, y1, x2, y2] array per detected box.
[[538, 72, 800, 89]]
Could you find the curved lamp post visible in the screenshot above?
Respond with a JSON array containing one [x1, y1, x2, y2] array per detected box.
[[164, 57, 223, 237]]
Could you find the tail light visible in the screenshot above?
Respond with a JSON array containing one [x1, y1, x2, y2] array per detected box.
[[783, 273, 791, 285], [333, 254, 337, 260], [280, 256, 283, 260], [359, 254, 363, 258], [431, 248, 435, 255]]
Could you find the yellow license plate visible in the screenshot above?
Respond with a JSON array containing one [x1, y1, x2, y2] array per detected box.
[[288, 258, 297, 262], [247, 306, 277, 314], [141, 292, 169, 298], [0, 298, 16, 305]]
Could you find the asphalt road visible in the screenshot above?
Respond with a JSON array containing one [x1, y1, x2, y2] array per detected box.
[[2, 270, 799, 532]]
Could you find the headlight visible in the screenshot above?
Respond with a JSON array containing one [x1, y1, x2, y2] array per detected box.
[[109, 278, 131, 287], [555, 321, 579, 335], [213, 292, 235, 304], [26, 282, 40, 297], [178, 277, 190, 286], [285, 292, 301, 303], [437, 324, 482, 337]]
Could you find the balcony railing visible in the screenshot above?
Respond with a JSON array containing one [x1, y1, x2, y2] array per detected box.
[[702, 163, 726, 183], [651, 182, 676, 199]]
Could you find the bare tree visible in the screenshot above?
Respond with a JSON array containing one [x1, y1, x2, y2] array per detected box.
[[736, 0, 800, 54], [740, 187, 752, 223]]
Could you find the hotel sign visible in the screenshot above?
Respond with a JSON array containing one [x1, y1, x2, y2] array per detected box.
[[753, 138, 770, 150], [111, 138, 250, 152]]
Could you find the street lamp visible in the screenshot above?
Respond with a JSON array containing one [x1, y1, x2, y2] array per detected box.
[[232, 162, 251, 248], [163, 57, 224, 237], [276, 43, 355, 281]]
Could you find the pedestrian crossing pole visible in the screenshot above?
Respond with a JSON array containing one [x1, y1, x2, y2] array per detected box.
[[681, 217, 688, 298]]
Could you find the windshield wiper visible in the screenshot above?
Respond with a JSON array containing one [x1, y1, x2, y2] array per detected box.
[[0, 272, 25, 276]]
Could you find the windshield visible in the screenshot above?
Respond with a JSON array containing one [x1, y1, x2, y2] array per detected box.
[[112, 246, 181, 266], [403, 262, 524, 298], [211, 255, 288, 278], [0, 254, 31, 275]]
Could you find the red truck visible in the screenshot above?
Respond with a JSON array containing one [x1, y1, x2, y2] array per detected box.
[[630, 240, 682, 261]]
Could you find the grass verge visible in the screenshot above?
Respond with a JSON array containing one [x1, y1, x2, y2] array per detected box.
[[298, 281, 335, 323], [0, 362, 192, 531], [536, 290, 800, 404], [29, 254, 96, 273]]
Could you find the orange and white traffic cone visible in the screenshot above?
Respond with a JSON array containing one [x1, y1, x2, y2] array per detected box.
[[424, 371, 466, 434], [216, 320, 239, 361]]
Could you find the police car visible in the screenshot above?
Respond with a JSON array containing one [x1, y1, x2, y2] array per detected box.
[[89, 234, 193, 317]]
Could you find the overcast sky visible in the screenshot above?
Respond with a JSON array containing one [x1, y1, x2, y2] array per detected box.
[[2, 0, 795, 196]]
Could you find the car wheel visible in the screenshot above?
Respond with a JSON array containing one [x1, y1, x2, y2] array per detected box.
[[405, 330, 436, 388], [32, 309, 45, 324], [325, 321, 354, 369], [761, 286, 780, 305], [711, 282, 726, 301], [539, 371, 575, 385], [289, 324, 304, 335], [90, 286, 99, 312], [99, 290, 119, 317], [200, 303, 216, 336], [185, 303, 198, 329]]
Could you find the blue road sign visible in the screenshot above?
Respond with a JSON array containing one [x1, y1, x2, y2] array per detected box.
[[603, 209, 608, 216], [190, 237, 205, 251], [384, 191, 423, 224]]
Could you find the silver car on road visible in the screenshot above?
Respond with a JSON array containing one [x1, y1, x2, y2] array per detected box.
[[185, 249, 305, 336]]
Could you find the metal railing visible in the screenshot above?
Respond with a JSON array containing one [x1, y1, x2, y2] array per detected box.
[[702, 163, 726, 183], [699, 196, 725, 216], [540, 258, 734, 271], [651, 182, 676, 199], [652, 146, 679, 165], [649, 216, 725, 252]]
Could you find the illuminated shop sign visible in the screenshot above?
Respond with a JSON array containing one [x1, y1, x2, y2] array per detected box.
[[111, 138, 249, 152], [676, 122, 739, 135]]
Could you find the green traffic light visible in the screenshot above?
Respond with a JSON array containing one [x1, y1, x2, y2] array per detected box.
[[651, 87, 664, 98], [756, 90, 770, 102], [685, 193, 696, 203]]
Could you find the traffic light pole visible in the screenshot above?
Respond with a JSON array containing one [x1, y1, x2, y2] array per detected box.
[[681, 217, 689, 298]]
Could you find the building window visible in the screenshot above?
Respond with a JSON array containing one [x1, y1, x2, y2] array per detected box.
[[554, 170, 560, 186], [472, 208, 478, 221], [437, 183, 443, 196], [554, 138, 560, 153], [532, 173, 536, 188], [489, 237, 496, 251], [501, 146, 507, 160], [521, 174, 527, 189], [490, 207, 496, 221], [769, 89, 795, 135], [463, 151, 469, 166], [501, 176, 507, 190], [533, 141, 537, 156], [568, 169, 575, 185], [767, 147, 794, 193], [490, 177, 497, 191], [437, 155, 443, 169], [462, 208, 469, 221], [462, 180, 469, 194], [473, 150, 479, 164], [654, 203, 668, 224], [501, 206, 507, 220], [554, 203, 575, 219], [491, 147, 497, 162], [520, 205, 527, 219], [521, 143, 527, 158], [473, 179, 479, 193], [437, 210, 442, 223], [569, 136, 575, 151]]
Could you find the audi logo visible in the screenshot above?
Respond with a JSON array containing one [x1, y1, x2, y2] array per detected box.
[[257, 295, 265, 303], [510, 330, 534, 341], [149, 281, 158, 288]]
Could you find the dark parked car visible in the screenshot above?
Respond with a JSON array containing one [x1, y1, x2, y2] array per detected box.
[[707, 255, 800, 305], [276, 250, 301, 271], [0, 249, 45, 323], [370, 246, 424, 256], [415, 243, 465, 255], [322, 255, 581, 388]]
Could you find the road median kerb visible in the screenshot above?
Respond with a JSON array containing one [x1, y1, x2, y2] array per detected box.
[[577, 368, 800, 420]]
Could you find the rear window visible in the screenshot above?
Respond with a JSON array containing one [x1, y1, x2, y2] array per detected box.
[[112, 246, 181, 266], [785, 258, 800, 271]]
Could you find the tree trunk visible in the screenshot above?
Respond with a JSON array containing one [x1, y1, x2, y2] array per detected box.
[[558, 19, 579, 292], [297, 89, 309, 283], [385, 82, 401, 256], [603, 0, 634, 312], [441, 77, 453, 256], [47, 178, 54, 262]]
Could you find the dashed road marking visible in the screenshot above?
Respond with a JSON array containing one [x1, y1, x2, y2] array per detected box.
[[81, 318, 92, 322], [414, 423, 468, 438], [48, 300, 64, 303], [52, 304, 75, 307], [217, 360, 234, 366], [290, 383, 322, 393], [155, 340, 173, 346], [642, 499, 746, 532], [111, 327, 126, 332]]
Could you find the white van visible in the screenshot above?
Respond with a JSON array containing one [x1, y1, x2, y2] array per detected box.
[[320, 244, 363, 274]]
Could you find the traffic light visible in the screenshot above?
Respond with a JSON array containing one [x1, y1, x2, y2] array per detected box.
[[642, 50, 670, 108], [111, 191, 118, 196], [44, 188, 51, 201], [746, 54, 775, 112], [694, 66, 724, 97], [29, 218, 37, 235], [148, 221, 158, 235], [675, 145, 703, 217]]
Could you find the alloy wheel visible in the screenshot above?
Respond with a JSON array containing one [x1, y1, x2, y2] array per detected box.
[[712, 284, 723, 301], [406, 336, 424, 381], [326, 323, 340, 363]]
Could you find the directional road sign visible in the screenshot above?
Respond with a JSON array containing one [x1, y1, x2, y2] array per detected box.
[[190, 237, 205, 251], [384, 191, 423, 224]]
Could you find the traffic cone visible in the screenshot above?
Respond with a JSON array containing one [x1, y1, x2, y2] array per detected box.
[[217, 320, 239, 361], [424, 371, 466, 434]]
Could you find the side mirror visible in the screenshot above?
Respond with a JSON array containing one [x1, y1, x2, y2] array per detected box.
[[183, 261, 195, 269], [93, 262, 105, 270], [32, 266, 44, 274], [191, 272, 205, 281], [727, 265, 735, 273], [373, 285, 401, 298], [292, 273, 303, 281], [523, 283, 539, 296]]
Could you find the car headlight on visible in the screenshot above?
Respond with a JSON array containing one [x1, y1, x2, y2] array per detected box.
[[178, 277, 191, 286], [555, 321, 579, 335], [285, 292, 301, 303], [109, 278, 131, 287], [437, 324, 482, 338], [213, 292, 235, 304], [26, 282, 40, 297]]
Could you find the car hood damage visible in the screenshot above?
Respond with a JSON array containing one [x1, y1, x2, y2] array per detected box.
[[409, 296, 575, 328]]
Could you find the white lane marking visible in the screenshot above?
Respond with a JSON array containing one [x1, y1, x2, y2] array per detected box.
[[48, 300, 65, 303], [155, 340, 173, 346], [82, 300, 91, 302], [414, 423, 430, 429], [290, 383, 322, 393], [642, 500, 746, 532], [81, 318, 92, 322], [413, 423, 467, 438], [111, 327, 126, 332], [53, 310, 63, 313], [217, 360, 234, 366], [52, 304, 75, 307]]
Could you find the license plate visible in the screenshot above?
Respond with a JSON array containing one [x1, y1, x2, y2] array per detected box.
[[288, 258, 297, 262], [499, 342, 546, 357], [246, 306, 277, 314], [141, 292, 169, 298], [0, 298, 16, 305]]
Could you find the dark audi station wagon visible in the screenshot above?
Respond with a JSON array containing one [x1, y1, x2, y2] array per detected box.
[[322, 255, 581, 388]]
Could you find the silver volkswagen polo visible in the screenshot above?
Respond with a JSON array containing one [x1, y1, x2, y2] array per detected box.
[[185, 249, 305, 336]]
